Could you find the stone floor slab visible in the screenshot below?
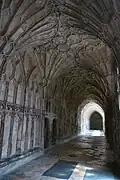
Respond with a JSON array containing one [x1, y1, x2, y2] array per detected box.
[[42, 160, 77, 179]]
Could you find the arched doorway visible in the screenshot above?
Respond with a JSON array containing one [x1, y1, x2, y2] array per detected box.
[[52, 119, 57, 145], [44, 118, 49, 149], [90, 111, 103, 130], [78, 101, 105, 135]]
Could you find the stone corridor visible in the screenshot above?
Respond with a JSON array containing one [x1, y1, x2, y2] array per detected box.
[[1, 0, 120, 179], [1, 134, 117, 180]]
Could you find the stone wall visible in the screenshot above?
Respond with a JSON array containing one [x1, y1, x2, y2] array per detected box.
[[44, 99, 78, 149], [0, 72, 78, 165], [0, 74, 44, 163], [106, 65, 120, 166]]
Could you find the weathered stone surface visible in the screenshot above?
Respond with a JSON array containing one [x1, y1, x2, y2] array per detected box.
[[0, 0, 119, 171]]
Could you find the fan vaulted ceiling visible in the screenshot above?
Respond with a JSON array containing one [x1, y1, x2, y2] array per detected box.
[[0, 0, 118, 110]]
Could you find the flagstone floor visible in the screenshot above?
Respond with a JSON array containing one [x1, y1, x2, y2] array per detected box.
[[0, 134, 118, 180]]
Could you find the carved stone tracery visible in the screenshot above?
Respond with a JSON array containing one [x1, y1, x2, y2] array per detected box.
[[0, 0, 119, 165]]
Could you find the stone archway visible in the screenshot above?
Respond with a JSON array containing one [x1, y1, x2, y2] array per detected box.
[[52, 119, 57, 146], [78, 101, 105, 135], [44, 118, 49, 149], [90, 111, 103, 130]]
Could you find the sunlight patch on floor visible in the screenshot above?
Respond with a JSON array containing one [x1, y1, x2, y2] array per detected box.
[[79, 130, 104, 136]]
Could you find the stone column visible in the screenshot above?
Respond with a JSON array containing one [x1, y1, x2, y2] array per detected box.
[[21, 115, 27, 152], [1, 113, 11, 158], [49, 118, 53, 147], [7, 112, 16, 156], [27, 115, 32, 150], [33, 115, 40, 148], [11, 115, 19, 155], [41, 84, 46, 150]]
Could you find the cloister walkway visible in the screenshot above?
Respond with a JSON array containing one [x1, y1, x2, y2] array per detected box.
[[1, 134, 117, 180]]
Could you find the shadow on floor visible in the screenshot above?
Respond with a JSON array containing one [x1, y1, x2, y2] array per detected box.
[[106, 161, 120, 179]]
